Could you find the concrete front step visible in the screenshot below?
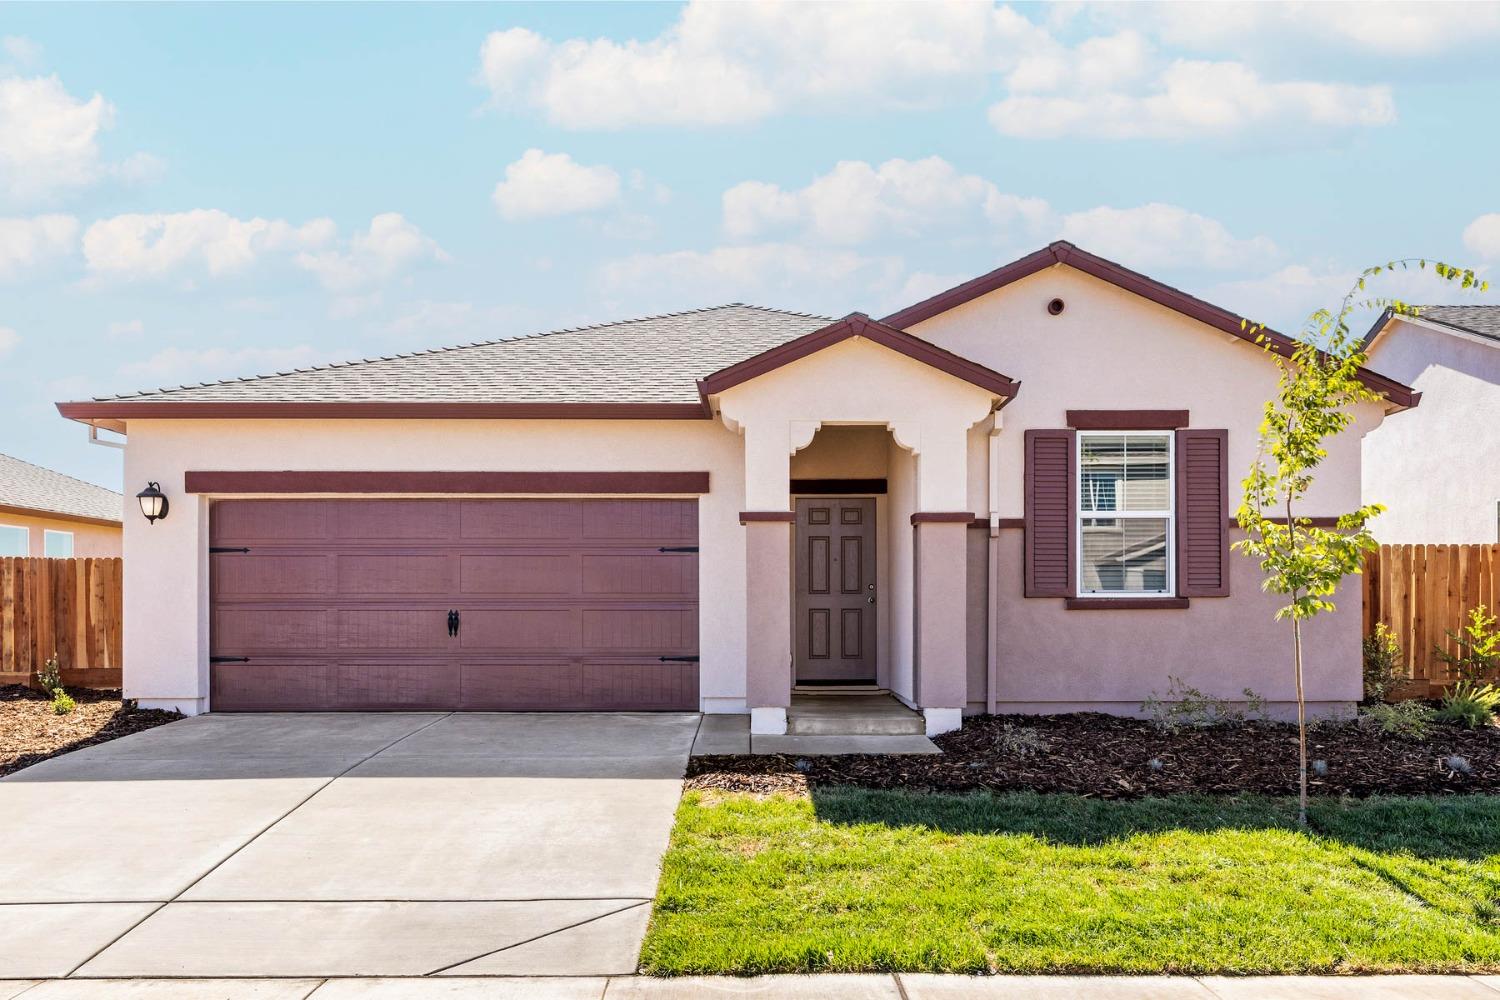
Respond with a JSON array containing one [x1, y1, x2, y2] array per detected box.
[[786, 694, 926, 736]]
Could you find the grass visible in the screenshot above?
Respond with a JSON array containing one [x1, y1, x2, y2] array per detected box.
[[641, 788, 1500, 975]]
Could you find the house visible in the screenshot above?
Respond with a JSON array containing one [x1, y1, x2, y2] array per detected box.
[[55, 242, 1416, 734], [0, 452, 123, 558], [1361, 306, 1500, 543]]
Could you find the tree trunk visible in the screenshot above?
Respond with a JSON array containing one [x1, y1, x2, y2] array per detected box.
[[1292, 614, 1307, 827]]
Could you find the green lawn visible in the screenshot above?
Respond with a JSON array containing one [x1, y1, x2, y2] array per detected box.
[[641, 789, 1500, 975]]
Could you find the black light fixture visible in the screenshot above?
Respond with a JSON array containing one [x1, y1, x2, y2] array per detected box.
[[136, 482, 169, 524]]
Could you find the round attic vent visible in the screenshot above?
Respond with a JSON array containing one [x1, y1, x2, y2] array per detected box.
[[1047, 298, 1066, 315]]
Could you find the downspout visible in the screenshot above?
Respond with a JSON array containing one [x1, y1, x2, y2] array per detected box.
[[986, 413, 1002, 716]]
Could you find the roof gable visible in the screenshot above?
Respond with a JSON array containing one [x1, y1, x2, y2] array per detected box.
[[883, 241, 1419, 409], [1364, 306, 1500, 352], [0, 453, 122, 525], [697, 312, 1020, 401]]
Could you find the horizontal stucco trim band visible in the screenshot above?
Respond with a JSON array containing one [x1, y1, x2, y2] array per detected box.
[[0, 503, 122, 528], [1065, 597, 1191, 610], [911, 512, 977, 524], [184, 471, 712, 495], [740, 511, 796, 523], [1067, 409, 1189, 429]]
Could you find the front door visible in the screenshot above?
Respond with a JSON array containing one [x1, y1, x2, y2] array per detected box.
[[794, 497, 877, 683]]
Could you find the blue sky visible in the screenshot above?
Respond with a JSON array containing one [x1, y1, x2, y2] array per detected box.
[[3, 1, 1498, 489]]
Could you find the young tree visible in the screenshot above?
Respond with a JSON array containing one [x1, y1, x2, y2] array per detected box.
[[1236, 259, 1487, 826]]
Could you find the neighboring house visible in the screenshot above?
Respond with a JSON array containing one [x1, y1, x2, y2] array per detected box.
[[0, 453, 123, 558], [1361, 306, 1500, 543], [56, 242, 1416, 732]]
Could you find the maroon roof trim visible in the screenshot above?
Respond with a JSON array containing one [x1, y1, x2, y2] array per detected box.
[[56, 401, 710, 425], [184, 471, 711, 495], [739, 511, 796, 523], [0, 502, 122, 529], [698, 312, 1019, 401], [910, 512, 976, 524], [1067, 409, 1189, 430], [881, 241, 1420, 409]]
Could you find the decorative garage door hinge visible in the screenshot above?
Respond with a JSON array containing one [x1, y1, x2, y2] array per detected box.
[[657, 546, 699, 553], [658, 655, 700, 662], [210, 656, 250, 663], [209, 546, 251, 553]]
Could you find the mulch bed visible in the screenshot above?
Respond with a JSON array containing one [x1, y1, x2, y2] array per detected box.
[[0, 685, 181, 778], [688, 712, 1500, 798]]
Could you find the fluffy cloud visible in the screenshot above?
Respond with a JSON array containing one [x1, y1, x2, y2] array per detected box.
[[0, 75, 116, 202], [491, 149, 621, 220], [106, 319, 144, 340], [0, 325, 18, 359], [723, 156, 1050, 245], [118, 344, 329, 386], [295, 212, 447, 293], [478, 2, 1046, 128], [1058, 203, 1278, 270], [1462, 214, 1500, 261], [0, 214, 77, 279], [82, 209, 334, 281]]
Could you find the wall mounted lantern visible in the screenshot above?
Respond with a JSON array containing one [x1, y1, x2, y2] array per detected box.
[[136, 482, 169, 524]]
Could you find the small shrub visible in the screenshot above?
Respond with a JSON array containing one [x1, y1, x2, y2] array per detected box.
[[34, 654, 61, 695], [1359, 700, 1436, 739], [992, 724, 1049, 758], [1436, 605, 1500, 683], [51, 689, 76, 715], [1311, 759, 1329, 777], [1141, 677, 1267, 733], [1445, 755, 1473, 776], [1362, 623, 1403, 702], [1435, 680, 1500, 730]]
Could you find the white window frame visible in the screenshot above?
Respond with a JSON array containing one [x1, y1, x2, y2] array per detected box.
[[0, 523, 28, 557], [1075, 430, 1175, 599], [43, 529, 74, 558]]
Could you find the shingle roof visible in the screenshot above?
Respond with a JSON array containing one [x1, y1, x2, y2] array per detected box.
[[87, 304, 832, 405], [1413, 305, 1500, 343], [0, 453, 123, 524]]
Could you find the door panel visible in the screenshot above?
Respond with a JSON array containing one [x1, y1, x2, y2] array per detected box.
[[794, 497, 877, 683], [209, 498, 698, 711]]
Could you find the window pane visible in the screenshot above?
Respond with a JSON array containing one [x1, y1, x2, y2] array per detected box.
[[1079, 436, 1123, 512], [0, 525, 27, 556], [1122, 434, 1170, 511], [44, 531, 74, 558], [1080, 517, 1169, 594]]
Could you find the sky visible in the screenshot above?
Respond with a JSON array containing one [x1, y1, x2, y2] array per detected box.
[[3, 1, 1499, 491]]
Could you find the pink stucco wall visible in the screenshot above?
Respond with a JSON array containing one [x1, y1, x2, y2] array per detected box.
[[0, 510, 121, 558]]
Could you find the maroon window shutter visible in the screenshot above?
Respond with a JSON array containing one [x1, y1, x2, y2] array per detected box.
[[1024, 429, 1075, 597], [1175, 428, 1230, 597]]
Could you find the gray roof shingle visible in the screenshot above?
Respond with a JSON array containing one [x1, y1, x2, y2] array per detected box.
[[1412, 305, 1500, 343], [0, 453, 123, 523], [88, 304, 832, 405]]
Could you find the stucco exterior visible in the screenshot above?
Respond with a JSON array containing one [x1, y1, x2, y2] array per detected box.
[[0, 509, 121, 558], [92, 255, 1390, 726], [1363, 317, 1500, 543]]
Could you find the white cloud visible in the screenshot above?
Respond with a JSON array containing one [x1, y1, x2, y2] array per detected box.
[[0, 325, 19, 359], [0, 213, 77, 278], [105, 318, 144, 340], [1463, 213, 1500, 261], [295, 212, 447, 293], [83, 209, 334, 282], [119, 344, 328, 386], [990, 55, 1394, 139], [478, 2, 1048, 128], [491, 149, 621, 220], [2, 36, 43, 69], [723, 156, 1051, 245], [599, 242, 901, 310], [0, 75, 116, 202], [1058, 203, 1277, 270]]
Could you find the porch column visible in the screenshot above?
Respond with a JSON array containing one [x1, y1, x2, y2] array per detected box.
[[913, 516, 970, 736], [743, 513, 793, 734]]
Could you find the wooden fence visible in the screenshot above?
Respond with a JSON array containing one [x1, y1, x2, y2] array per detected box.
[[0, 558, 123, 689], [1363, 544, 1500, 697]]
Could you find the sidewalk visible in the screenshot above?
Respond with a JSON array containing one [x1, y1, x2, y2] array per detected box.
[[4, 975, 1500, 998]]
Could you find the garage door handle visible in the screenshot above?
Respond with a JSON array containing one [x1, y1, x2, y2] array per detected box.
[[658, 655, 699, 662], [211, 656, 250, 663], [447, 609, 460, 637]]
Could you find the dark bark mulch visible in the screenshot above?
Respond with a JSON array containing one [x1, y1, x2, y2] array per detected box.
[[0, 686, 182, 778], [687, 712, 1499, 798]]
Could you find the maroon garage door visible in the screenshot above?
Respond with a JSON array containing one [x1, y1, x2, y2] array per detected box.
[[208, 499, 699, 712]]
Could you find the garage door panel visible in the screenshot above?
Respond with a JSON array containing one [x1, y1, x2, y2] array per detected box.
[[334, 500, 457, 541], [581, 660, 697, 710], [212, 500, 330, 544], [336, 609, 453, 650], [213, 554, 334, 598], [459, 554, 578, 595], [582, 608, 696, 652], [332, 660, 460, 709], [459, 608, 580, 651], [459, 660, 583, 710], [215, 609, 331, 652], [582, 554, 696, 597], [582, 500, 696, 542], [338, 554, 455, 595], [211, 660, 339, 712], [459, 500, 580, 541]]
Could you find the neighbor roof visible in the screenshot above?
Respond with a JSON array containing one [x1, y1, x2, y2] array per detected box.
[[1408, 306, 1500, 343], [0, 453, 123, 526]]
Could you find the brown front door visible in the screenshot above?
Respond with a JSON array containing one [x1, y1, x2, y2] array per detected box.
[[208, 498, 699, 712], [794, 497, 876, 683]]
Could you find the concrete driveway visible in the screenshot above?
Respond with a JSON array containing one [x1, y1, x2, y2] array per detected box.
[[0, 711, 700, 979]]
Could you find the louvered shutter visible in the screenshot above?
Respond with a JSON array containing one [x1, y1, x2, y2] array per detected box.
[[1175, 429, 1230, 597], [1024, 429, 1075, 597]]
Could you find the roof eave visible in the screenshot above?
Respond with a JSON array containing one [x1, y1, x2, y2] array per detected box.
[[0, 501, 122, 529], [55, 401, 713, 424]]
